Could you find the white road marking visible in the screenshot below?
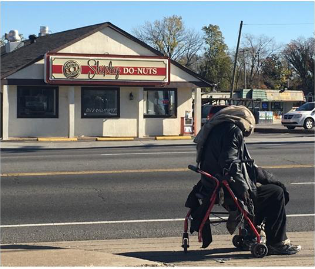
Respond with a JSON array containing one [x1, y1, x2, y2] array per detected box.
[[291, 182, 315, 185], [287, 214, 315, 217], [1, 214, 314, 228], [100, 151, 193, 156]]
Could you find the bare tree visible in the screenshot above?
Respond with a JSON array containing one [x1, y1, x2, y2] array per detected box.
[[133, 15, 203, 67], [240, 34, 281, 89], [282, 37, 314, 95], [178, 29, 204, 68]]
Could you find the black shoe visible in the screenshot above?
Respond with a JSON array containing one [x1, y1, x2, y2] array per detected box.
[[268, 243, 301, 255]]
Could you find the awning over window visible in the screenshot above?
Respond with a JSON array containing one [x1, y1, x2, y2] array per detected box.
[[239, 89, 304, 102], [265, 90, 304, 101]]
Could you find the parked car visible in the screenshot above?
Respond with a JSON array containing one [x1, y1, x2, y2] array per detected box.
[[281, 102, 315, 130], [201, 104, 228, 125]]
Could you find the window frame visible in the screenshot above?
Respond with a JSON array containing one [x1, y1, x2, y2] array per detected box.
[[81, 87, 120, 119], [143, 88, 177, 118], [17, 86, 59, 118]]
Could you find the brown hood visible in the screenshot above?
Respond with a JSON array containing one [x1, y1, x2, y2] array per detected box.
[[194, 105, 255, 164], [209, 105, 255, 136]]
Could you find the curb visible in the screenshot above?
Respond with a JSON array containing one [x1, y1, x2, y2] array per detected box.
[[96, 137, 135, 141], [254, 128, 314, 134], [155, 136, 192, 140], [38, 138, 78, 142], [6, 137, 38, 142], [2, 128, 313, 142], [4, 136, 193, 142]]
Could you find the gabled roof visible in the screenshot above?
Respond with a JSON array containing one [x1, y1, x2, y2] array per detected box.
[[1, 22, 112, 79], [1, 21, 212, 86]]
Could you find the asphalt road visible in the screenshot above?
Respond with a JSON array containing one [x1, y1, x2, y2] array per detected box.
[[1, 137, 314, 244]]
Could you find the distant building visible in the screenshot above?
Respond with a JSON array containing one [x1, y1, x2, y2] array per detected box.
[[201, 89, 305, 124]]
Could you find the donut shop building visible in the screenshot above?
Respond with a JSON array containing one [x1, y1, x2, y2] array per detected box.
[[1, 22, 210, 140]]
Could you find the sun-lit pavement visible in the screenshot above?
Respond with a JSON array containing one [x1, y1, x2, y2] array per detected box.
[[1, 231, 314, 267]]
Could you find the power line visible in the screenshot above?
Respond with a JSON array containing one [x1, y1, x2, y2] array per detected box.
[[245, 23, 313, 25]]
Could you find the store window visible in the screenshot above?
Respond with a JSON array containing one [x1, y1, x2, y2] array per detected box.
[[17, 86, 58, 118], [81, 87, 119, 118], [144, 88, 177, 117]]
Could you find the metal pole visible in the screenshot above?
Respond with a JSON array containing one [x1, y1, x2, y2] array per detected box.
[[230, 20, 243, 99], [257, 51, 260, 88], [243, 50, 247, 89]]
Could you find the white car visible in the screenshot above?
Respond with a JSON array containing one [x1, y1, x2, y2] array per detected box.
[[281, 102, 315, 130]]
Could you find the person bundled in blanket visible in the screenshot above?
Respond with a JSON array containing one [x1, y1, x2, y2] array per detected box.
[[185, 105, 301, 255]]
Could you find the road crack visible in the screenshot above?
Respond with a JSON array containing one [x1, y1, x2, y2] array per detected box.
[[94, 188, 107, 203], [12, 176, 20, 185]]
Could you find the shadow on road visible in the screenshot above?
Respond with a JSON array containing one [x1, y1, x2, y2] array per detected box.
[[0, 146, 45, 153], [118, 247, 252, 264], [0, 144, 194, 153], [0, 244, 64, 250]]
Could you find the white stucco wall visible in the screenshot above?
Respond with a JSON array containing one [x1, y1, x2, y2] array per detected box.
[[7, 85, 69, 137], [75, 87, 139, 137], [75, 86, 193, 137], [59, 28, 156, 56], [3, 84, 193, 138], [8, 59, 45, 80], [170, 64, 199, 82]]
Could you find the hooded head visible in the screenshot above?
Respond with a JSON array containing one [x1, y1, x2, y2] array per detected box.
[[210, 105, 255, 137], [193, 105, 255, 164]]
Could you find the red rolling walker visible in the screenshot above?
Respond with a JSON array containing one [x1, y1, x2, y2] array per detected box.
[[182, 163, 268, 258]]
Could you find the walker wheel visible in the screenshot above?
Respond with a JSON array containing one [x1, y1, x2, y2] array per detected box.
[[182, 232, 189, 253], [183, 238, 189, 253], [251, 243, 268, 258], [232, 235, 244, 249]]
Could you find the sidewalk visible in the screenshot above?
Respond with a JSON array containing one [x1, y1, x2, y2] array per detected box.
[[1, 232, 314, 267]]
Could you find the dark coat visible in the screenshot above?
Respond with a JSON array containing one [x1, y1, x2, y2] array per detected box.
[[200, 121, 257, 200], [185, 122, 259, 246]]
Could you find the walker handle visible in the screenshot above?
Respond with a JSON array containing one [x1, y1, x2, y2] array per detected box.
[[188, 165, 199, 173]]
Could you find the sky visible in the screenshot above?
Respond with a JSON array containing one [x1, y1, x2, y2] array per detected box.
[[0, 1, 314, 51]]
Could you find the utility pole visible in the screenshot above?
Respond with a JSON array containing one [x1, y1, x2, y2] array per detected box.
[[241, 49, 247, 89], [257, 51, 260, 88], [230, 20, 243, 99]]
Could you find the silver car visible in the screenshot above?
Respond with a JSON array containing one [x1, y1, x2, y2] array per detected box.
[[281, 102, 315, 130]]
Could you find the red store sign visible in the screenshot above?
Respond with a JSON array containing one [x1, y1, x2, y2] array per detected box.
[[45, 53, 170, 85]]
